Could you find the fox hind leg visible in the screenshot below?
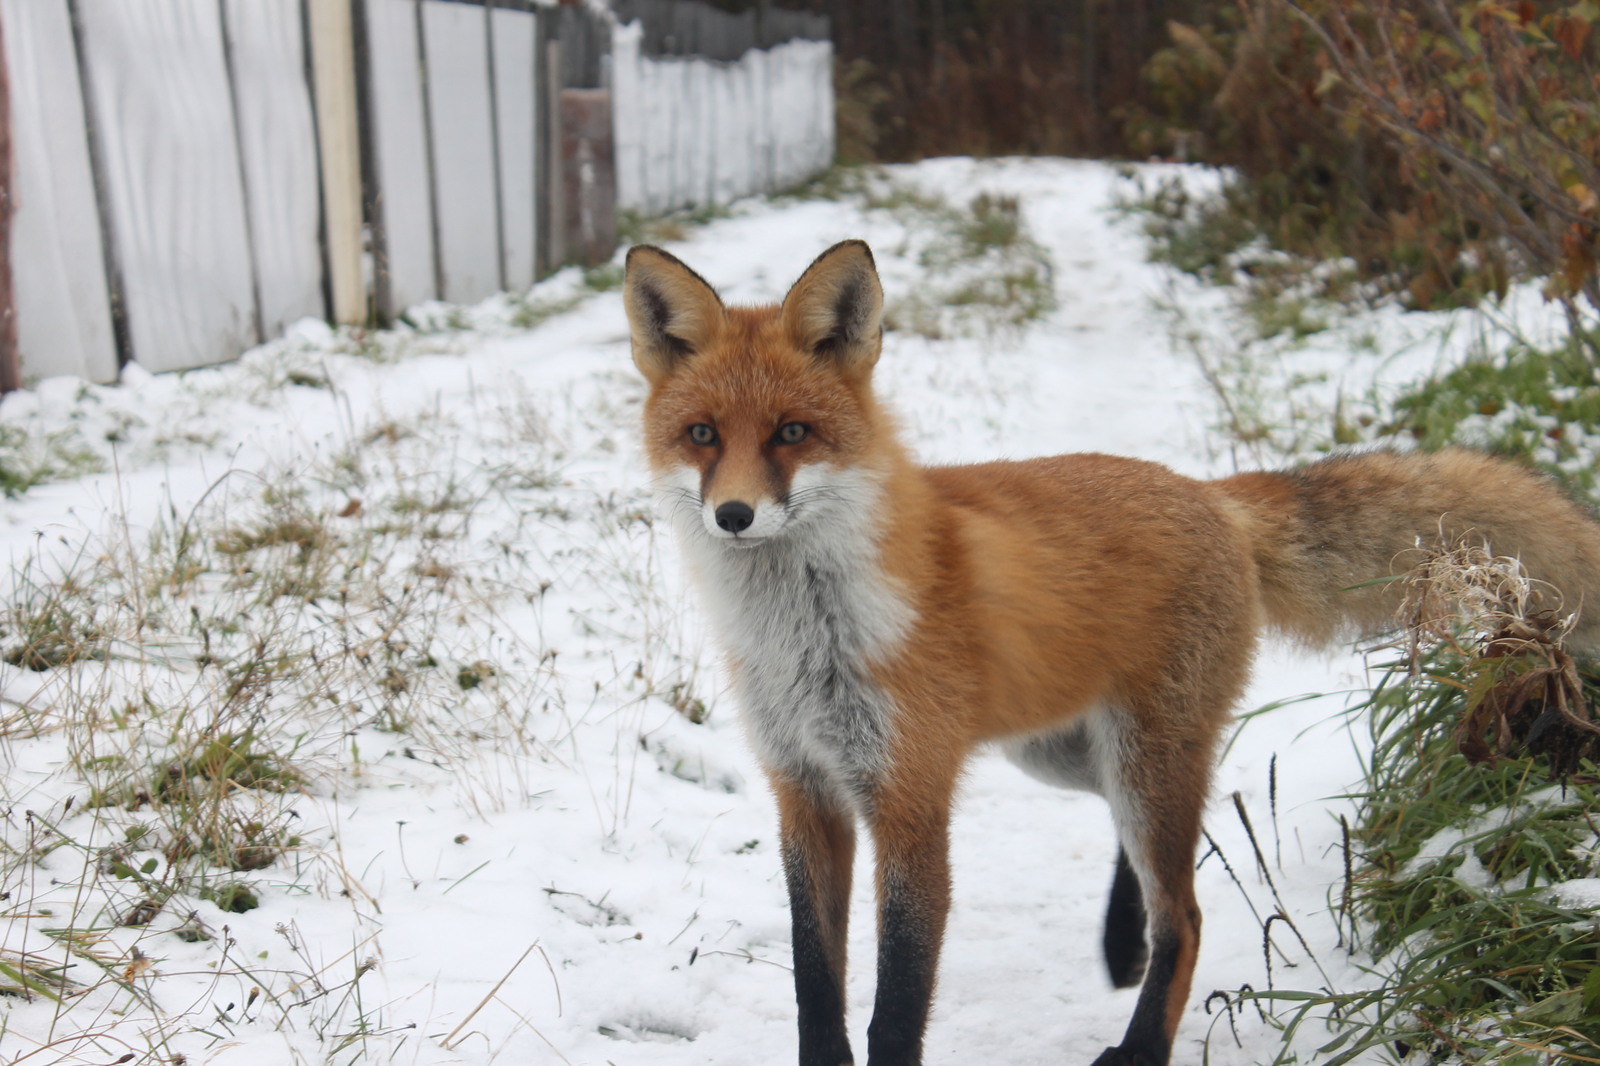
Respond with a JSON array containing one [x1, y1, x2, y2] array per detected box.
[[1092, 711, 1213, 1066]]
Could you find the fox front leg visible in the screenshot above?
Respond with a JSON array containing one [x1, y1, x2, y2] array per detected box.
[[863, 766, 957, 1066], [775, 775, 858, 1066]]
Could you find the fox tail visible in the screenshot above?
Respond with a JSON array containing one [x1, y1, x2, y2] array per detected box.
[[1214, 449, 1600, 656]]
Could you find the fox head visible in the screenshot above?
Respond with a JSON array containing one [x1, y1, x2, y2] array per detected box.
[[624, 240, 891, 547]]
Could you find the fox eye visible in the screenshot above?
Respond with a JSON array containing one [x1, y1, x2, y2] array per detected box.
[[774, 422, 809, 445], [687, 423, 718, 446]]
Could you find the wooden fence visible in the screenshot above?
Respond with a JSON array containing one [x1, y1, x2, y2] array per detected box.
[[0, 0, 832, 388]]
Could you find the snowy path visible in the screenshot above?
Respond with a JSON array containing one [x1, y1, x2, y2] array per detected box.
[[0, 159, 1382, 1066]]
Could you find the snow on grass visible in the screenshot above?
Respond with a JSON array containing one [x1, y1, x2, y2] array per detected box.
[[0, 158, 1431, 1065]]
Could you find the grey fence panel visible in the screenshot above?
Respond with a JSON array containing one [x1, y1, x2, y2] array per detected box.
[[76, 0, 257, 374], [491, 4, 538, 295], [224, 0, 325, 339], [2, 0, 117, 384], [421, 0, 500, 303], [361, 0, 437, 318]]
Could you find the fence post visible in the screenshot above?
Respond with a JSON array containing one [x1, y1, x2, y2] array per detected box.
[[0, 8, 16, 395], [307, 0, 365, 326], [542, 34, 565, 272], [560, 88, 615, 268]]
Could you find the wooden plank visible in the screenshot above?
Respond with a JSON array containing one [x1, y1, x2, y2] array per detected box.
[[2, 0, 118, 384], [542, 35, 564, 271], [307, 0, 365, 326], [75, 0, 257, 374], [683, 60, 710, 206], [609, 17, 643, 213], [224, 0, 326, 337], [359, 0, 436, 317], [491, 4, 537, 294], [746, 45, 775, 194], [0, 4, 15, 393], [421, 0, 499, 302]]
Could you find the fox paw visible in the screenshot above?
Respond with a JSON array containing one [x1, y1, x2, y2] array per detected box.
[[1091, 1045, 1162, 1066]]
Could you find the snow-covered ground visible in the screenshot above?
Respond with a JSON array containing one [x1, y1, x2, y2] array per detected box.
[[0, 158, 1472, 1065]]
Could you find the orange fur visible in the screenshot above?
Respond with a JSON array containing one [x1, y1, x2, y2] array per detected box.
[[624, 240, 1600, 1066]]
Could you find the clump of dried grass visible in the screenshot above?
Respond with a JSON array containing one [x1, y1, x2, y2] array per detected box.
[[1397, 537, 1600, 778]]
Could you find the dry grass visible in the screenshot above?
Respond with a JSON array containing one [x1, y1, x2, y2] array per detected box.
[[0, 354, 712, 1062]]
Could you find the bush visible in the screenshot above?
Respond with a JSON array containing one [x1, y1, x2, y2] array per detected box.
[[1128, 0, 1600, 316]]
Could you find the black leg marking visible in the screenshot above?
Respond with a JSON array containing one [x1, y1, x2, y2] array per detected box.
[[1093, 928, 1182, 1066], [865, 877, 938, 1066], [1103, 846, 1149, 989], [784, 846, 854, 1066]]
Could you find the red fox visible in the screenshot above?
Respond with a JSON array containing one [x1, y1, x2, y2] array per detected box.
[[623, 239, 1600, 1066]]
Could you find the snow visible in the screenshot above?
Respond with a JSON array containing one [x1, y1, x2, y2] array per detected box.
[[0, 157, 1423, 1065], [1550, 877, 1600, 909]]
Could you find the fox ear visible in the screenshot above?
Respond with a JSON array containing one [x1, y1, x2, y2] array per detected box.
[[623, 245, 725, 384], [781, 240, 884, 375]]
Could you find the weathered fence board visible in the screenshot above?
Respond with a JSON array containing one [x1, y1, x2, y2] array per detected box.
[[224, 0, 325, 338], [491, 4, 538, 295], [1, 0, 117, 383], [76, 0, 257, 374], [421, 0, 500, 303], [360, 0, 438, 319], [308, 0, 365, 326]]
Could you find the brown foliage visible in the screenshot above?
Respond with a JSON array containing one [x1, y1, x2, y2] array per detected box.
[[802, 0, 1202, 160], [1130, 0, 1600, 311]]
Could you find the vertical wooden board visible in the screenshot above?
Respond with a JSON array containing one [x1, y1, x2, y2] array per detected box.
[[491, 6, 536, 294], [643, 58, 675, 215], [225, 0, 324, 337], [362, 0, 435, 315], [422, 0, 499, 303], [681, 61, 708, 208], [744, 46, 772, 195], [705, 63, 727, 204], [772, 43, 808, 188], [1, 0, 117, 383], [308, 0, 363, 325], [609, 18, 643, 212], [77, 0, 257, 374], [695, 62, 717, 206], [767, 43, 794, 187], [657, 58, 685, 211], [795, 41, 832, 181], [812, 41, 836, 176], [714, 61, 750, 203]]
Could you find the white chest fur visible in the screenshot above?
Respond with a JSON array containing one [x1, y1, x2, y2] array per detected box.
[[663, 466, 914, 802]]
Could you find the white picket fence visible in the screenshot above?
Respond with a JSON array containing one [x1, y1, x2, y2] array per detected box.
[[611, 24, 833, 217], [2, 0, 833, 386]]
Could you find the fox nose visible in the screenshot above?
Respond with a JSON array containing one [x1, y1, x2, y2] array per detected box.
[[715, 501, 755, 533]]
